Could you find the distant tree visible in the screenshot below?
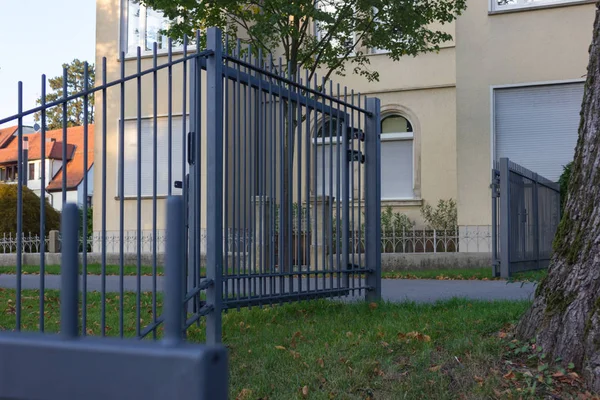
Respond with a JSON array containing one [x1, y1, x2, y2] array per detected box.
[[34, 59, 95, 130]]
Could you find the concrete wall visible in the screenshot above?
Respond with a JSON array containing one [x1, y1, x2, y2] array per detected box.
[[455, 0, 596, 227]]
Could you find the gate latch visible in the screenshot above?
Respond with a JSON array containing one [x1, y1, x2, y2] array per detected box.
[[348, 150, 365, 164]]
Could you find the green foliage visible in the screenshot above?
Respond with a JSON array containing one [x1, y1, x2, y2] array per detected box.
[[79, 206, 93, 238], [558, 162, 572, 216], [34, 59, 95, 130], [141, 0, 466, 83], [0, 183, 60, 236], [420, 198, 457, 231], [380, 205, 414, 233]]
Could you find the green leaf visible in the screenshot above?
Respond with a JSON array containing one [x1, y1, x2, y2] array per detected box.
[[568, 362, 575, 370], [537, 364, 548, 372]]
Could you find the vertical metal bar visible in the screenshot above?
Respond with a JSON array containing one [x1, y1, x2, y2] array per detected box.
[[532, 173, 540, 270], [152, 42, 159, 338], [321, 78, 327, 290], [350, 89, 356, 294], [206, 27, 224, 344], [258, 50, 264, 302], [39, 74, 47, 333], [268, 54, 275, 299], [328, 81, 334, 291], [243, 50, 250, 300], [182, 35, 189, 327], [312, 74, 319, 292], [168, 39, 173, 196], [278, 57, 285, 297], [342, 87, 350, 291], [16, 82, 23, 332], [248, 47, 255, 302], [195, 30, 203, 319], [118, 50, 126, 338], [62, 68, 68, 206], [101, 57, 107, 336], [296, 73, 303, 297], [224, 48, 230, 304], [164, 196, 185, 345], [357, 93, 363, 294], [287, 64, 293, 295], [236, 41, 242, 306], [491, 169, 498, 277], [499, 157, 511, 279], [136, 46, 142, 337], [61, 203, 80, 339], [365, 97, 381, 302], [81, 61, 90, 336], [304, 69, 312, 294], [335, 83, 341, 293]]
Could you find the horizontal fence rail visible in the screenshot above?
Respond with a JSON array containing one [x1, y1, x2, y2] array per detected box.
[[0, 27, 382, 347], [492, 157, 561, 278]]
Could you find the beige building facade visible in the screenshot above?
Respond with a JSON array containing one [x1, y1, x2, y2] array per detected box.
[[94, 0, 596, 253], [456, 0, 596, 250]]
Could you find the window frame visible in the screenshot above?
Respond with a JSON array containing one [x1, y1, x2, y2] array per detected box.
[[490, 0, 590, 12], [120, 0, 196, 58], [313, 0, 357, 58], [380, 114, 415, 201], [28, 162, 36, 181]]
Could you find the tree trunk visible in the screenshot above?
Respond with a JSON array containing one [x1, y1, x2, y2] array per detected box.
[[516, 4, 600, 392]]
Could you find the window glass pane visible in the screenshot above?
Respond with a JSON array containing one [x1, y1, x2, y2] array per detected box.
[[381, 140, 413, 199], [316, 118, 342, 138], [381, 115, 412, 133], [145, 7, 168, 51], [315, 142, 348, 198], [127, 0, 141, 54], [29, 163, 35, 180], [495, 0, 579, 9]]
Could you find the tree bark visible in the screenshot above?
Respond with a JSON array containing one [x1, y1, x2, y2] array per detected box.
[[516, 4, 600, 392]]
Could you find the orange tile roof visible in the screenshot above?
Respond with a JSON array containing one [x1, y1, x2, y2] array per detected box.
[[46, 125, 94, 192], [0, 126, 17, 148]]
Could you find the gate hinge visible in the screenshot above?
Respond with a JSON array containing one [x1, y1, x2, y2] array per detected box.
[[347, 150, 365, 164], [187, 131, 195, 165], [346, 127, 365, 142]]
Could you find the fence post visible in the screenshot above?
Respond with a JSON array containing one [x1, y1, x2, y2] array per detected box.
[[499, 157, 511, 279], [205, 27, 224, 344], [532, 173, 540, 270], [60, 203, 79, 339], [365, 98, 381, 302]]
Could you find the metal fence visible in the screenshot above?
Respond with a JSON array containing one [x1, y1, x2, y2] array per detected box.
[[0, 226, 493, 256], [0, 201, 228, 400], [0, 27, 382, 345], [492, 158, 561, 278]]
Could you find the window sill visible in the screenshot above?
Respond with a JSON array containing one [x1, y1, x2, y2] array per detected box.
[[489, 0, 595, 15], [120, 46, 197, 62], [381, 199, 423, 207]]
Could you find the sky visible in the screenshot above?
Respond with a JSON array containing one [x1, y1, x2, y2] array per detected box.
[[0, 0, 97, 128]]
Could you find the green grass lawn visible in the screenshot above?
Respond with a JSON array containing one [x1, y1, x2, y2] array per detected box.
[[0, 264, 548, 282], [0, 288, 593, 398], [0, 287, 530, 399], [382, 268, 547, 283]]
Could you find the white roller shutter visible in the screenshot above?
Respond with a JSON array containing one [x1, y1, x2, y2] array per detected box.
[[494, 82, 584, 181], [119, 115, 189, 197], [381, 139, 413, 199]]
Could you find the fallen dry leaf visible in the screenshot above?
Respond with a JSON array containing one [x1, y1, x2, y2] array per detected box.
[[503, 371, 516, 380], [290, 350, 301, 359], [301, 385, 309, 397], [474, 376, 484, 383], [346, 331, 353, 338], [317, 358, 325, 368], [369, 302, 378, 310], [429, 365, 442, 372], [236, 388, 253, 400], [552, 371, 565, 378], [275, 345, 286, 350], [498, 331, 507, 339]]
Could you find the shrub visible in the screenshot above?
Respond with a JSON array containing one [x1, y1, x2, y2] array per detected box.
[[0, 183, 60, 236], [420, 198, 457, 231], [380, 206, 415, 233], [558, 162, 572, 216]]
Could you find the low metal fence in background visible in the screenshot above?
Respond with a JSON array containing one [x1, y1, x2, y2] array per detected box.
[[492, 157, 561, 278], [0, 226, 492, 257]]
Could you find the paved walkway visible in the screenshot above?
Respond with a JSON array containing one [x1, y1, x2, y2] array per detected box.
[[0, 274, 537, 303]]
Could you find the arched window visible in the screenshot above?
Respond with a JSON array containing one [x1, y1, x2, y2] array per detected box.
[[380, 114, 414, 199]]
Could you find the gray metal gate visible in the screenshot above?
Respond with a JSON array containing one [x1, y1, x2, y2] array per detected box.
[[0, 27, 381, 345], [492, 157, 561, 278]]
